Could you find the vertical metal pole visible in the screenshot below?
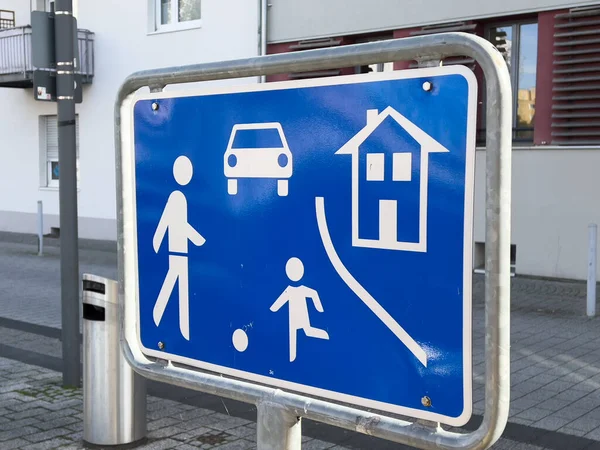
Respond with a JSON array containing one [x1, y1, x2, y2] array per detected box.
[[37, 200, 43, 256], [587, 224, 597, 317], [256, 402, 301, 450], [258, 0, 267, 83], [22, 27, 26, 75], [91, 33, 95, 77], [85, 33, 89, 81], [55, 0, 81, 388]]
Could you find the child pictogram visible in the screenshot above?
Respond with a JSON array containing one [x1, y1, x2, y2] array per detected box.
[[270, 257, 329, 362]]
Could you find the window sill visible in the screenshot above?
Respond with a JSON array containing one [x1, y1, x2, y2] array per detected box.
[[39, 187, 81, 192], [148, 20, 202, 36]]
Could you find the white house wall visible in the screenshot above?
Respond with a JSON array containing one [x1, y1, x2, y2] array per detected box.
[[473, 149, 600, 281], [267, 0, 599, 43], [0, 87, 61, 235], [1, 0, 30, 26], [0, 0, 259, 240]]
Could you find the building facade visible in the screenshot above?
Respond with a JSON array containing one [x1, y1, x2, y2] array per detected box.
[[0, 0, 260, 240], [265, 0, 600, 281], [2, 0, 600, 281]]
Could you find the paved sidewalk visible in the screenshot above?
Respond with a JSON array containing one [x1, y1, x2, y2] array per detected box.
[[1, 237, 600, 449], [0, 241, 116, 329], [0, 356, 555, 450], [0, 356, 342, 449]]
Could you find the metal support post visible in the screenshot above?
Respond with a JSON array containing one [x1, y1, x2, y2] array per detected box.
[[22, 27, 27, 76], [85, 33, 89, 81], [37, 200, 43, 256], [588, 223, 597, 317], [256, 402, 301, 450], [55, 0, 81, 388], [258, 0, 268, 83]]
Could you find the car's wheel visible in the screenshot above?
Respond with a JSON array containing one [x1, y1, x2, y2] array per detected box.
[[228, 179, 238, 195], [277, 179, 288, 197]]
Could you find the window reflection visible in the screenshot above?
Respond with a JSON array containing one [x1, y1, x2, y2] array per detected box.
[[489, 26, 513, 74], [179, 0, 201, 22], [517, 23, 538, 140], [488, 22, 537, 142]]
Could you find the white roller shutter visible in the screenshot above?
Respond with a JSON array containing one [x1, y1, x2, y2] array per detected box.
[[46, 116, 59, 161], [45, 116, 79, 161]]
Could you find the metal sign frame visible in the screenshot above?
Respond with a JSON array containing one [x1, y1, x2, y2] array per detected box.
[[124, 64, 477, 426], [115, 32, 511, 450]]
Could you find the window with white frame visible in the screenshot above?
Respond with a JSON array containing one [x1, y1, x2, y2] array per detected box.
[[156, 0, 201, 31], [41, 115, 79, 188]]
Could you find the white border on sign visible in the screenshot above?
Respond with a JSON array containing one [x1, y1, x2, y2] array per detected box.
[[121, 65, 476, 427]]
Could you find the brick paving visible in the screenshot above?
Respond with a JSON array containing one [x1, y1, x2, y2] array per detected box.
[[2, 310, 600, 439], [0, 356, 345, 449], [0, 356, 554, 449], [0, 236, 600, 448], [472, 274, 598, 316]]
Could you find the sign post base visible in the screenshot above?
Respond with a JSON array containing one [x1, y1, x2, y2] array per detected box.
[[257, 401, 301, 450]]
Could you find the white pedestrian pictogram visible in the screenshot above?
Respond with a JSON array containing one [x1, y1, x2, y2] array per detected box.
[[270, 257, 329, 362], [152, 155, 206, 340]]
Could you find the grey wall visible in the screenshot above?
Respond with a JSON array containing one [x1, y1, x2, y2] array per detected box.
[[473, 148, 600, 281], [0, 210, 116, 241], [267, 0, 598, 43]]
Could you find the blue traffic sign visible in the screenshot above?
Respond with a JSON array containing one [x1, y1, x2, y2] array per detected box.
[[126, 66, 476, 426]]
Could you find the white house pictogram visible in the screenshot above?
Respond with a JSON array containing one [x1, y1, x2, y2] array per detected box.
[[335, 107, 449, 252]]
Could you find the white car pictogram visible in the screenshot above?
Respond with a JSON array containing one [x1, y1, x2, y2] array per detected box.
[[224, 122, 293, 196]]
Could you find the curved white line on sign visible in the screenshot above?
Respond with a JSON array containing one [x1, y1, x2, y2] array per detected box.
[[315, 196, 428, 367]]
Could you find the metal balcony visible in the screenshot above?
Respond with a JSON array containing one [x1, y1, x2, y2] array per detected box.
[[0, 25, 94, 88]]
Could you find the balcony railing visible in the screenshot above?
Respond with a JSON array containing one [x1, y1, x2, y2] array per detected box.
[[0, 25, 94, 88]]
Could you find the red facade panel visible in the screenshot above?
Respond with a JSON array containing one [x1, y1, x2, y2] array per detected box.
[[551, 7, 600, 145], [535, 11, 560, 145], [392, 29, 414, 70], [266, 42, 296, 82], [266, 6, 600, 146]]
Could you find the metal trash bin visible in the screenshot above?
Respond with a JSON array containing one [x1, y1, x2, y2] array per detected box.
[[82, 273, 147, 446]]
